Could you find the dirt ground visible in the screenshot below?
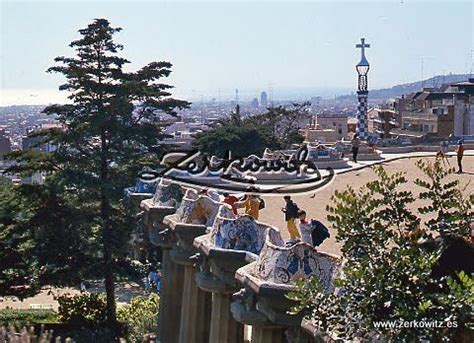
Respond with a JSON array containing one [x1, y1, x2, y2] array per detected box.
[[258, 155, 474, 256], [0, 282, 144, 311]]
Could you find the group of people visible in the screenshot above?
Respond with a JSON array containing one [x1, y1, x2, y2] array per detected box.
[[282, 195, 329, 248], [217, 190, 329, 248], [436, 140, 466, 173], [222, 190, 264, 220]]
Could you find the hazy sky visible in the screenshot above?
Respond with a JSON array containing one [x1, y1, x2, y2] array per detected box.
[[1, 0, 473, 105]]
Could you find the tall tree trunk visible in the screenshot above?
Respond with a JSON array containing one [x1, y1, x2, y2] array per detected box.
[[100, 128, 117, 333]]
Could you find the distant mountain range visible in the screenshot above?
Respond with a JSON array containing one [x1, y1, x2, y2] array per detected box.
[[340, 73, 472, 101]]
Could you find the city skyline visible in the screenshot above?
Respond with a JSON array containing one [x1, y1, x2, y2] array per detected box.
[[1, 0, 473, 105]]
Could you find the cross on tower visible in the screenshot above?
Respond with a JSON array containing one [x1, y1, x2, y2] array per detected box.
[[355, 38, 371, 142], [356, 38, 370, 61]]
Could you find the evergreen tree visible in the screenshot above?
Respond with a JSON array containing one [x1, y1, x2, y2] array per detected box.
[[6, 19, 189, 329], [0, 178, 37, 298]]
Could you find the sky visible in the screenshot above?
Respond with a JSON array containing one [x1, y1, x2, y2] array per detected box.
[[1, 0, 473, 105]]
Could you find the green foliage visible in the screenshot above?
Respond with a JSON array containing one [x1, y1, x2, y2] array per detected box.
[[290, 159, 474, 341], [56, 293, 107, 325], [415, 159, 473, 236], [0, 180, 43, 298], [54, 292, 159, 341], [194, 125, 273, 157], [2, 18, 189, 327], [118, 294, 159, 342], [194, 103, 309, 157], [0, 309, 59, 327]]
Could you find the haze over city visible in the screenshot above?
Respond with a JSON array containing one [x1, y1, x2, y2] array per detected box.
[[1, 0, 473, 105]]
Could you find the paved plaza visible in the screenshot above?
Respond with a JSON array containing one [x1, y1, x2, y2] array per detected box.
[[259, 154, 474, 255]]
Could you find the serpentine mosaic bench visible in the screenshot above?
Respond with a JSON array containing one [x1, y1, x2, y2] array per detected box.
[[124, 178, 157, 209], [193, 204, 280, 273], [163, 189, 224, 264], [234, 228, 342, 297], [231, 229, 342, 330], [170, 189, 221, 227], [252, 229, 341, 292], [150, 178, 184, 208], [140, 179, 185, 247], [211, 205, 273, 256]]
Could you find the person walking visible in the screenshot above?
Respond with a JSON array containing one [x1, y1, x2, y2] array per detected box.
[[456, 140, 465, 173], [282, 195, 300, 240], [351, 133, 361, 163]]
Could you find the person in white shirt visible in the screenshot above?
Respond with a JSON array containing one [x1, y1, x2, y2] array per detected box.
[[298, 210, 313, 246]]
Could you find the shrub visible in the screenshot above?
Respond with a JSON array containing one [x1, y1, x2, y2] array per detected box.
[[56, 292, 107, 325], [118, 293, 159, 342], [289, 160, 474, 341], [0, 309, 58, 327]]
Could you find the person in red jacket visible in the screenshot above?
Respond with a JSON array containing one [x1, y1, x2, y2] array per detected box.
[[223, 192, 239, 215]]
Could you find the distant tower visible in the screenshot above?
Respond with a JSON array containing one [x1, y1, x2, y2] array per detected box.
[[235, 89, 239, 105], [355, 38, 370, 141], [251, 97, 259, 108], [260, 91, 268, 108], [231, 104, 241, 124], [268, 83, 274, 107]]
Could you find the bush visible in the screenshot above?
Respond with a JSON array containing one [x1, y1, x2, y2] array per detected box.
[[118, 293, 159, 342], [56, 292, 107, 325], [289, 160, 474, 341], [0, 309, 58, 327]]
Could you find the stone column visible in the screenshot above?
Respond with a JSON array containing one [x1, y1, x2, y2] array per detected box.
[[141, 200, 182, 343], [166, 221, 212, 343], [209, 292, 244, 343], [178, 264, 212, 343], [158, 249, 184, 343], [193, 235, 247, 343]]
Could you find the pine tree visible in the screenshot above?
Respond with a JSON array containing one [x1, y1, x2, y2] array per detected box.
[[7, 19, 189, 330]]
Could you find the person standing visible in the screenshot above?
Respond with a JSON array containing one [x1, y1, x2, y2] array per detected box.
[[456, 140, 465, 173], [351, 133, 361, 163], [297, 210, 312, 245], [237, 192, 261, 220], [282, 196, 300, 240], [223, 192, 239, 215]]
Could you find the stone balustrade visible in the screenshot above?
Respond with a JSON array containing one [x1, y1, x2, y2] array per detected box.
[[124, 178, 157, 261], [135, 180, 344, 343], [232, 229, 342, 343], [333, 141, 383, 161], [162, 190, 223, 343], [193, 205, 280, 343], [140, 178, 184, 343]]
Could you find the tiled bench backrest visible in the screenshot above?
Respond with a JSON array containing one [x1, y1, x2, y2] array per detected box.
[[151, 178, 184, 208], [255, 229, 341, 292], [211, 205, 277, 255], [174, 189, 221, 226]]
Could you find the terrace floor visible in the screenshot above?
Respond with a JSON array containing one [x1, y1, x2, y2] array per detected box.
[[258, 154, 474, 256]]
